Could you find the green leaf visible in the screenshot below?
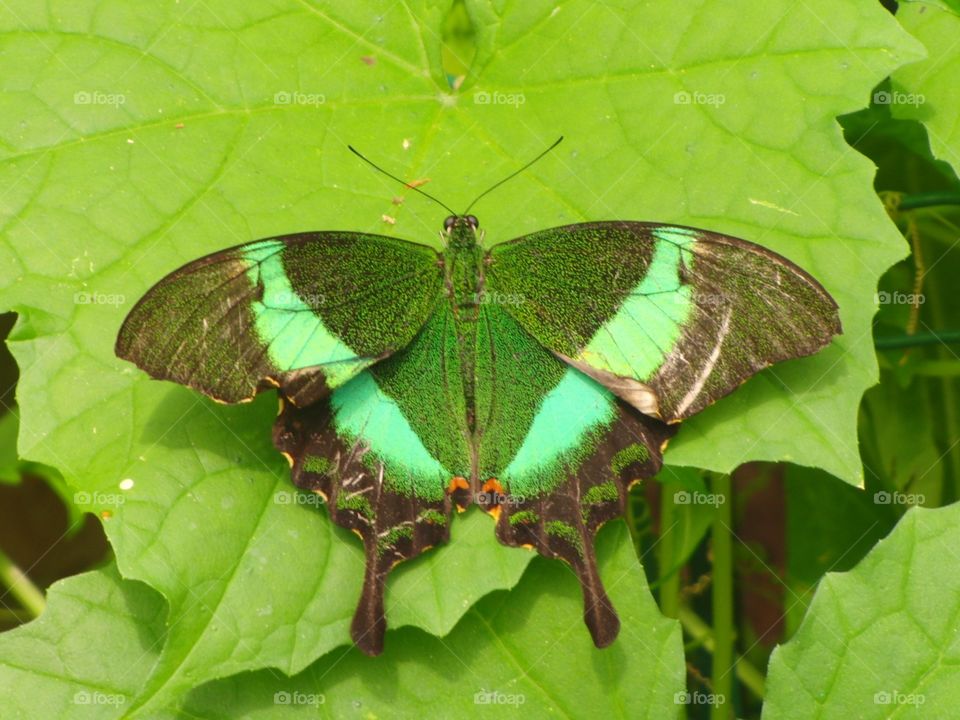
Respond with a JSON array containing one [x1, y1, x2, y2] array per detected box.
[[764, 503, 960, 717], [0, 0, 928, 710], [893, 1, 960, 175], [0, 563, 166, 719], [176, 522, 685, 719], [783, 466, 898, 636], [0, 523, 684, 719]]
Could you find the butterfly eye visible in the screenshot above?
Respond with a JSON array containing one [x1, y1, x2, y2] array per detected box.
[[443, 216, 456, 232], [466, 215, 479, 229]]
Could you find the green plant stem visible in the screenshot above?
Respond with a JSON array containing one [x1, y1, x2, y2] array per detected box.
[[710, 473, 734, 719], [897, 191, 960, 210], [678, 605, 766, 699], [658, 486, 680, 618], [0, 608, 32, 625], [924, 262, 960, 502], [0, 547, 45, 618], [875, 330, 960, 349]]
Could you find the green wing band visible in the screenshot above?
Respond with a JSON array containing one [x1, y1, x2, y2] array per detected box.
[[486, 222, 840, 422], [116, 232, 443, 405]]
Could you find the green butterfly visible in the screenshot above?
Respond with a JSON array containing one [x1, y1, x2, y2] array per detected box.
[[116, 144, 840, 656]]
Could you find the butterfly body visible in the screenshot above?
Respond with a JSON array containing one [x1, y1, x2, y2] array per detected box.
[[118, 210, 841, 656], [440, 215, 485, 436]]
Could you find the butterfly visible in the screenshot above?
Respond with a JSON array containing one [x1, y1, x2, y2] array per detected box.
[[116, 141, 841, 656]]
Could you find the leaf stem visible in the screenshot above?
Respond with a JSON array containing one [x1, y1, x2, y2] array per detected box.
[[658, 486, 680, 618], [677, 605, 766, 699], [875, 330, 960, 349], [896, 191, 960, 211], [710, 472, 734, 719], [0, 547, 45, 618]]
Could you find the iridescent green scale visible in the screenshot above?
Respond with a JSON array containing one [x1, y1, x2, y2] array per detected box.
[[117, 203, 840, 656]]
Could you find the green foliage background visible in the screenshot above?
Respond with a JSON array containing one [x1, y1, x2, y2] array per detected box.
[[0, 0, 958, 718]]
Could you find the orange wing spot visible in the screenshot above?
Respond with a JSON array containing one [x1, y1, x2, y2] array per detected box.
[[100, 510, 113, 520], [447, 476, 469, 494], [520, 543, 535, 551], [481, 478, 504, 495], [486, 504, 502, 522]]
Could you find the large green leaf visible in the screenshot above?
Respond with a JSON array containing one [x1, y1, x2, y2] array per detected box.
[[0, 0, 925, 711], [0, 563, 165, 719], [764, 503, 960, 718], [893, 1, 960, 175], [0, 523, 684, 719], [175, 522, 685, 719]]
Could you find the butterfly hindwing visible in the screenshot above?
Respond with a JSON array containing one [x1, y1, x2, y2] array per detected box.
[[273, 303, 471, 656], [473, 304, 676, 646], [485, 222, 841, 421], [116, 232, 443, 405]]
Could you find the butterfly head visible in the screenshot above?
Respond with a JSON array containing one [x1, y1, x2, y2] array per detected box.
[[443, 215, 481, 248]]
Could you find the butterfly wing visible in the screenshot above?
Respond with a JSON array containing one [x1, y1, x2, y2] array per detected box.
[[273, 303, 472, 656], [473, 304, 675, 648], [116, 232, 443, 406], [485, 222, 841, 422]]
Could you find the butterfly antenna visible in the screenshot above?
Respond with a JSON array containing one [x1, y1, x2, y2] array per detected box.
[[348, 145, 457, 216], [462, 136, 563, 215]]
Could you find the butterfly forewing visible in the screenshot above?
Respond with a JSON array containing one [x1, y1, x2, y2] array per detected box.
[[485, 222, 841, 422], [116, 232, 444, 405]]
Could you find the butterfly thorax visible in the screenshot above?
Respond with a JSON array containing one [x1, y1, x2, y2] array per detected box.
[[442, 217, 486, 433]]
